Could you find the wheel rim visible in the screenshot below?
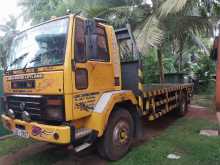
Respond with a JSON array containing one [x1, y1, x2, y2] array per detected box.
[[113, 120, 130, 146]]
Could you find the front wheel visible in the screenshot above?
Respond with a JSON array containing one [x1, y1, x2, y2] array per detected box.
[[97, 108, 134, 160]]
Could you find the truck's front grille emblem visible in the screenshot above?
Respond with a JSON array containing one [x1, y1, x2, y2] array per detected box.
[[20, 102, 26, 111]]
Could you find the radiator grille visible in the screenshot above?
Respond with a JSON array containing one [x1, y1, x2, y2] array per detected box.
[[6, 95, 45, 121]]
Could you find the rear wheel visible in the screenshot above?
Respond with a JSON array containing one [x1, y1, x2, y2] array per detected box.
[[97, 108, 134, 160]]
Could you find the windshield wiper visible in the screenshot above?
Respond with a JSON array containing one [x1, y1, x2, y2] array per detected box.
[[23, 48, 61, 70], [30, 55, 41, 64], [9, 52, 28, 67], [23, 54, 42, 70], [26, 49, 57, 67]]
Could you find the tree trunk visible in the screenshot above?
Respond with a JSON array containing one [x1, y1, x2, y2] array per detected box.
[[157, 48, 164, 83], [178, 40, 184, 72], [178, 52, 182, 72]]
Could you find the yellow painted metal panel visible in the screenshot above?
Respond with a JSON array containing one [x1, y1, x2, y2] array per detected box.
[[1, 115, 71, 144], [4, 71, 64, 95], [83, 91, 137, 136]]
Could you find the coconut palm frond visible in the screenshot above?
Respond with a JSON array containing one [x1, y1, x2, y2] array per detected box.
[[162, 15, 210, 42], [191, 33, 210, 55], [84, 5, 132, 18], [137, 16, 164, 52], [159, 0, 188, 17], [83, 6, 108, 18], [166, 16, 211, 40], [84, 5, 142, 28]]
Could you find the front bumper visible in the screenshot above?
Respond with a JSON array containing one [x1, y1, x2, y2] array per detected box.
[[1, 114, 71, 144]]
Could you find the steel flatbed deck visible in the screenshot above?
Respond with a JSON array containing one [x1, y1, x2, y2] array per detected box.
[[144, 83, 193, 96]]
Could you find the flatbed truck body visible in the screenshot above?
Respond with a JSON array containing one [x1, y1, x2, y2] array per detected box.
[[1, 14, 193, 160]]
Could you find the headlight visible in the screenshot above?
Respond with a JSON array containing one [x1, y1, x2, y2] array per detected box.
[[44, 97, 65, 122], [22, 111, 31, 122], [45, 107, 64, 121], [8, 109, 15, 118]]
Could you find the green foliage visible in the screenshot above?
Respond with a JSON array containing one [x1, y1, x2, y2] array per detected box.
[[163, 57, 177, 73], [143, 49, 159, 84], [143, 48, 177, 84], [19, 0, 85, 24], [193, 56, 216, 81], [18, 0, 141, 24], [138, 0, 212, 54], [196, 80, 216, 96]]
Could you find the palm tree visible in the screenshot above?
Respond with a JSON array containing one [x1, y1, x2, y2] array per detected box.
[[137, 0, 214, 81]]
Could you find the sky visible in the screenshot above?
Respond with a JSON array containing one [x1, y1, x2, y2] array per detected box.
[[143, 0, 152, 5], [0, 0, 20, 23], [0, 0, 28, 36]]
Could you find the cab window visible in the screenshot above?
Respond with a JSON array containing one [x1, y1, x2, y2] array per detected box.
[[88, 25, 110, 62], [75, 18, 86, 62], [74, 18, 110, 62]]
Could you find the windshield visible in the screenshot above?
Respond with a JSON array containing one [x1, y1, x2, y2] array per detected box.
[[7, 18, 69, 71]]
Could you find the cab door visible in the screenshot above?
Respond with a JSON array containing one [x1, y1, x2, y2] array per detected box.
[[72, 17, 115, 119]]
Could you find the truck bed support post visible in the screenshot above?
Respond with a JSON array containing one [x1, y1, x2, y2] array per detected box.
[[138, 59, 144, 110], [216, 24, 220, 135]]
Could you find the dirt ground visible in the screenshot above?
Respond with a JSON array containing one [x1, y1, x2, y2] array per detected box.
[[0, 105, 217, 165]]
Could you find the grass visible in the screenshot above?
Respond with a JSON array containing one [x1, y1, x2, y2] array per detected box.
[[0, 121, 10, 136], [0, 120, 33, 157], [113, 118, 220, 165], [0, 137, 33, 156]]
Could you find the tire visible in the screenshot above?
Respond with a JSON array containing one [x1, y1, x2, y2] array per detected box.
[[97, 108, 134, 161], [174, 93, 188, 117]]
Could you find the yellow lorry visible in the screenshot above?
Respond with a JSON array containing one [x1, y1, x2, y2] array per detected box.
[[1, 14, 193, 160]]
